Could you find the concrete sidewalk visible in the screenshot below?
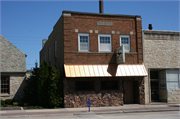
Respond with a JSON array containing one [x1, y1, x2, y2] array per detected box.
[[0, 103, 180, 118]]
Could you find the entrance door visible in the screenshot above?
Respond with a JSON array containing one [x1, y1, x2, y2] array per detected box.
[[124, 81, 134, 104], [150, 71, 159, 101]]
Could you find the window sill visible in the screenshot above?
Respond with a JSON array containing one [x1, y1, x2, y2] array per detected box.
[[0, 94, 10, 97], [72, 51, 114, 54], [72, 51, 138, 54]]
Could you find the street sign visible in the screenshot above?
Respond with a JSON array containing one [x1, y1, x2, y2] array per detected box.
[[86, 98, 92, 112]]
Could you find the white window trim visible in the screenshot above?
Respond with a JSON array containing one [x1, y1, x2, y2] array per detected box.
[[120, 35, 130, 52], [78, 33, 90, 52], [55, 41, 57, 58], [98, 34, 112, 52]]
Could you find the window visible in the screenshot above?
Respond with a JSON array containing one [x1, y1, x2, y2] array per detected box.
[[1, 76, 9, 94], [98, 34, 112, 52], [76, 81, 94, 91], [166, 69, 180, 89], [120, 35, 130, 52], [55, 41, 57, 58], [49, 48, 51, 62], [78, 33, 89, 51], [44, 52, 46, 62], [101, 81, 118, 90]]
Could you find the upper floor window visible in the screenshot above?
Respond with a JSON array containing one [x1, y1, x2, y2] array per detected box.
[[98, 34, 112, 52], [120, 35, 130, 52], [55, 41, 57, 58], [78, 33, 89, 51], [49, 48, 51, 62]]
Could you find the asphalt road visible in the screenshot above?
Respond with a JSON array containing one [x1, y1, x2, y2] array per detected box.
[[1, 111, 180, 119]]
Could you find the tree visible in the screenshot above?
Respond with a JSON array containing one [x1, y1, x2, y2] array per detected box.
[[48, 66, 63, 107], [37, 61, 49, 107], [23, 65, 38, 105]]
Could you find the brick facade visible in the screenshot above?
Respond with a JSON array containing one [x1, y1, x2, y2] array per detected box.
[[40, 11, 145, 107]]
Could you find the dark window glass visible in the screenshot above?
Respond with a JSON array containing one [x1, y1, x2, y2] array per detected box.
[[150, 71, 159, 79], [76, 81, 94, 91], [101, 81, 118, 90], [1, 76, 9, 93]]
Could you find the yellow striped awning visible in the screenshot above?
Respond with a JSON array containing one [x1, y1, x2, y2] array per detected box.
[[64, 64, 147, 77]]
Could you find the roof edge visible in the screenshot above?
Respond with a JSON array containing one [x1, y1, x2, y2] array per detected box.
[[62, 10, 141, 18]]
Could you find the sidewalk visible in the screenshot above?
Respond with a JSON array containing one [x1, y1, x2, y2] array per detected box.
[[0, 103, 180, 118]]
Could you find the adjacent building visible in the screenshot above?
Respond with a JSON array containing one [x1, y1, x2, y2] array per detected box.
[[0, 35, 26, 102], [143, 29, 180, 103], [40, 11, 147, 108]]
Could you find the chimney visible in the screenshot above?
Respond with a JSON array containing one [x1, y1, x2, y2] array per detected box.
[[148, 24, 153, 30], [42, 39, 47, 48], [99, 0, 103, 13]]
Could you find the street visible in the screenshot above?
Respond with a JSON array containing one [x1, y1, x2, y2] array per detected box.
[[1, 111, 180, 119]]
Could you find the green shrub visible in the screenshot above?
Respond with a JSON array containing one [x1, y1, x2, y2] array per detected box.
[[3, 104, 8, 107], [5, 99, 13, 105], [24, 103, 29, 106], [13, 102, 18, 106], [1, 100, 5, 105]]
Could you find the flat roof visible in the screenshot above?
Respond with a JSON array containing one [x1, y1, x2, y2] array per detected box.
[[142, 30, 180, 35], [63, 10, 141, 18]]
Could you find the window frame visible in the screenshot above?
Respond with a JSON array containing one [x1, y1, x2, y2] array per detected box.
[[120, 35, 130, 52], [49, 47, 51, 62], [78, 33, 90, 52], [55, 41, 57, 58], [166, 69, 180, 89], [98, 34, 112, 52], [1, 76, 10, 94]]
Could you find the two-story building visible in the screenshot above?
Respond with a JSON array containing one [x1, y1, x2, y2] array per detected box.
[[0, 35, 26, 102], [40, 10, 147, 108]]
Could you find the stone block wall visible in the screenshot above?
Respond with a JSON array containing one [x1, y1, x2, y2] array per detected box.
[[143, 30, 180, 104], [1, 73, 26, 102], [167, 89, 180, 103]]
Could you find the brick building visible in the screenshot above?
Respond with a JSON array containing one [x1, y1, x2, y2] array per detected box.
[[143, 29, 180, 104], [0, 35, 26, 102], [40, 11, 147, 108]]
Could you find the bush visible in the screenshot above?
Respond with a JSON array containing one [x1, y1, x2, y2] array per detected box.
[[24, 103, 29, 106], [3, 104, 8, 107], [5, 99, 13, 105], [23, 67, 39, 106], [1, 100, 5, 105], [13, 102, 18, 106]]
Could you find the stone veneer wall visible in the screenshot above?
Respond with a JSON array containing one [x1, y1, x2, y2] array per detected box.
[[1, 73, 26, 102], [167, 89, 180, 103], [64, 77, 145, 108], [143, 30, 180, 104]]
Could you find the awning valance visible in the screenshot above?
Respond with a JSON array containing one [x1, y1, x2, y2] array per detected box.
[[64, 64, 147, 77]]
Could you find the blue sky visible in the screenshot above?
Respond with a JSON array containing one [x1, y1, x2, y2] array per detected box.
[[1, 0, 179, 70]]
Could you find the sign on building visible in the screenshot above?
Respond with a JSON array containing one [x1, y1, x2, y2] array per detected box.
[[116, 45, 125, 64]]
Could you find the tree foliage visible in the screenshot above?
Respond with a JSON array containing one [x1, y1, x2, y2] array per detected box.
[[37, 61, 49, 107], [23, 67, 38, 105], [48, 66, 63, 107]]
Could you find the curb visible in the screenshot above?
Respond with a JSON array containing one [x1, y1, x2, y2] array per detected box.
[[1, 109, 179, 118]]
